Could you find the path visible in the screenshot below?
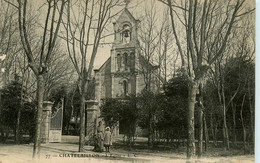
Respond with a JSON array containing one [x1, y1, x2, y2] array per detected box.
[[0, 136, 254, 163]]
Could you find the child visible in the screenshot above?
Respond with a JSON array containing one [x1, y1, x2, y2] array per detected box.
[[104, 127, 112, 153]]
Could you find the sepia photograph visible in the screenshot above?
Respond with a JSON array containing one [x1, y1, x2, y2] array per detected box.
[[0, 0, 256, 162]]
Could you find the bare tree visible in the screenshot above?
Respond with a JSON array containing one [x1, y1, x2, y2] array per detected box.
[[155, 9, 175, 86], [63, 0, 125, 152], [43, 41, 76, 100], [0, 0, 25, 143], [138, 0, 159, 93], [159, 0, 253, 158], [137, 1, 175, 146], [0, 0, 22, 86], [5, 0, 66, 158]]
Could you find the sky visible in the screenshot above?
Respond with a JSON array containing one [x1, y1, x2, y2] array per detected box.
[[29, 0, 168, 70], [89, 0, 167, 69]]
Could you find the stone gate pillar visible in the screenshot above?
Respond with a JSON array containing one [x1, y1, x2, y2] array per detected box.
[[85, 100, 99, 141], [41, 101, 53, 143]]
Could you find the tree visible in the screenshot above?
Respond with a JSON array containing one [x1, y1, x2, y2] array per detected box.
[[163, 70, 188, 145], [159, 0, 253, 158], [63, 0, 126, 152], [0, 75, 23, 141], [205, 9, 255, 150], [100, 98, 121, 132], [137, 1, 175, 146], [137, 90, 157, 147], [43, 42, 76, 100], [5, 0, 67, 158], [223, 56, 254, 153], [0, 0, 21, 83], [138, 1, 160, 91], [138, 0, 174, 91], [101, 95, 139, 148], [0, 74, 35, 143]]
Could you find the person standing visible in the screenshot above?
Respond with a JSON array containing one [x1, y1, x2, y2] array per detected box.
[[96, 121, 104, 152], [104, 127, 112, 154]]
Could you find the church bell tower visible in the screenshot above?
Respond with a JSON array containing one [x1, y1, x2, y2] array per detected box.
[[110, 8, 140, 98]]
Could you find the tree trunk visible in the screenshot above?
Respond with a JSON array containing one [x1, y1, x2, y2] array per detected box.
[[231, 102, 237, 146], [222, 104, 229, 150], [15, 102, 23, 144], [214, 123, 218, 147], [249, 102, 254, 146], [198, 107, 203, 157], [148, 106, 154, 148], [148, 116, 151, 146], [16, 77, 25, 144], [210, 112, 217, 147], [33, 74, 44, 158], [148, 116, 153, 147], [221, 81, 229, 150], [248, 82, 254, 145], [187, 82, 198, 159], [15, 97, 22, 144], [203, 114, 209, 151], [248, 88, 254, 146], [78, 79, 86, 152], [240, 94, 246, 154], [198, 85, 203, 157]]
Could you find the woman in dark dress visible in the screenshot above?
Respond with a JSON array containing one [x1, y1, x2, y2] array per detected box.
[[96, 121, 104, 152]]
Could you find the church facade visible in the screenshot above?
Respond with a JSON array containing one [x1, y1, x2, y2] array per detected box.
[[94, 8, 159, 103], [86, 9, 160, 138]]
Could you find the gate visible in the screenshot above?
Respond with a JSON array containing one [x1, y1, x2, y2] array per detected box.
[[49, 99, 63, 142]]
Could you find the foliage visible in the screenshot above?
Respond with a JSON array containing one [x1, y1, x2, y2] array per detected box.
[[160, 72, 189, 140], [203, 56, 255, 143], [100, 71, 190, 147], [0, 75, 35, 141], [100, 98, 122, 131], [0, 77, 23, 130], [224, 57, 254, 138], [101, 95, 139, 146]]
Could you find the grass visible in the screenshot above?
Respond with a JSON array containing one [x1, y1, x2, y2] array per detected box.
[[110, 136, 254, 158], [0, 134, 254, 159]]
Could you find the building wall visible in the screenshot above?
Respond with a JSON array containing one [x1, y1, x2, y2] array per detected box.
[[95, 58, 112, 102], [89, 8, 162, 138], [95, 51, 159, 101], [94, 8, 160, 102]]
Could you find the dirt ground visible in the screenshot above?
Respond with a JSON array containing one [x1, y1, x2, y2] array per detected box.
[[0, 136, 254, 163]]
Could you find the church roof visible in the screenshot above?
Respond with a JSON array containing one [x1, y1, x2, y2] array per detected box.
[[138, 54, 159, 70], [95, 57, 111, 72], [116, 8, 138, 24]]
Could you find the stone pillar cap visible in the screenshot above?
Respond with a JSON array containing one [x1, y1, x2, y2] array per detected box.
[[85, 100, 99, 104], [43, 101, 54, 105], [43, 101, 53, 111]]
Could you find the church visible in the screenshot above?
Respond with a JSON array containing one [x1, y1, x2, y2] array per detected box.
[[86, 8, 160, 138], [94, 8, 159, 102]]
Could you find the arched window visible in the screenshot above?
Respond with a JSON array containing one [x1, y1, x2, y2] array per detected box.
[[117, 54, 121, 71], [124, 53, 128, 70], [130, 53, 135, 71], [122, 24, 131, 43], [123, 80, 128, 96]]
